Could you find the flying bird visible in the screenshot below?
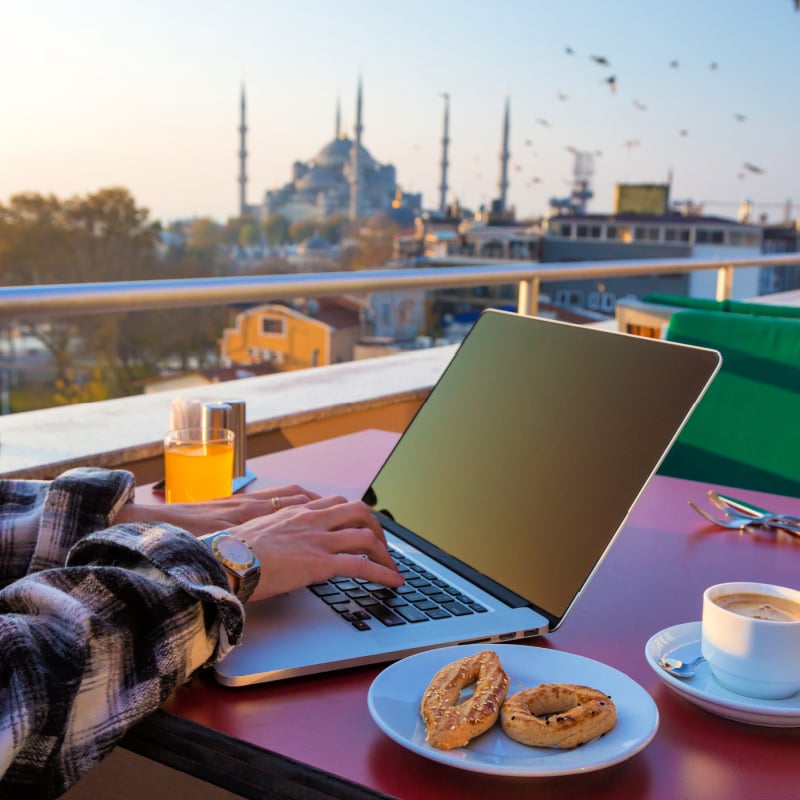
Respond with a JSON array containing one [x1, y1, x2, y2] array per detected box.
[[524, 139, 534, 146], [536, 118, 551, 127], [557, 90, 569, 101], [603, 75, 617, 92], [743, 162, 765, 174], [670, 60, 679, 68], [625, 139, 641, 152], [565, 46, 574, 55], [679, 129, 689, 137], [591, 55, 610, 66], [633, 100, 647, 111], [709, 62, 719, 71], [734, 113, 747, 122]]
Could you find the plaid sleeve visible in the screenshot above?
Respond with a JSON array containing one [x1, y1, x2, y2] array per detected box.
[[0, 480, 244, 798], [0, 467, 135, 588]]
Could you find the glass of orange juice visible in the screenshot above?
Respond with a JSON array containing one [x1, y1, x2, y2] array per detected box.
[[164, 427, 234, 503]]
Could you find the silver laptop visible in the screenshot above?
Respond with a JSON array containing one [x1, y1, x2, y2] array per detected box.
[[214, 309, 720, 686]]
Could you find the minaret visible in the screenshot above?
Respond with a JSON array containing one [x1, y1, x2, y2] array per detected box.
[[349, 77, 364, 221], [497, 97, 510, 215], [439, 93, 450, 214], [238, 84, 248, 217], [335, 96, 341, 139]]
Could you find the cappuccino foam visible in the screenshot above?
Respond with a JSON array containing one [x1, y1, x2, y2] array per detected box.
[[714, 592, 800, 623]]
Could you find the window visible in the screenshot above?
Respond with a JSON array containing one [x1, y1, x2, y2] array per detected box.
[[606, 226, 618, 239], [634, 226, 659, 242], [695, 229, 724, 244], [261, 316, 286, 336], [559, 223, 573, 237], [576, 224, 589, 238]]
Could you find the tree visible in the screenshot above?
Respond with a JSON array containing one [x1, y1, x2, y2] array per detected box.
[[239, 222, 261, 247], [262, 214, 290, 245], [288, 219, 319, 244]]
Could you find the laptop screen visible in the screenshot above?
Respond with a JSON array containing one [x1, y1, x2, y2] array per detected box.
[[364, 310, 720, 623]]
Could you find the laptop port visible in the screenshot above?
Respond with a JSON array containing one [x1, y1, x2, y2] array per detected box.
[[498, 632, 516, 641]]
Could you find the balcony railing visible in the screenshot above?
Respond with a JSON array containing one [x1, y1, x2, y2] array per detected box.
[[1, 253, 798, 320], [1, 252, 798, 481]]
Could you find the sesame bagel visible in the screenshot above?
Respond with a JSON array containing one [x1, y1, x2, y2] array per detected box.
[[420, 650, 510, 750], [500, 683, 616, 749]]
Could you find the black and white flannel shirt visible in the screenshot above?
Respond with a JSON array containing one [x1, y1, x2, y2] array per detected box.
[[0, 467, 244, 799]]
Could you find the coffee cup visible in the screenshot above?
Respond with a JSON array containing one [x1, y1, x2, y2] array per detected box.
[[701, 581, 800, 700]]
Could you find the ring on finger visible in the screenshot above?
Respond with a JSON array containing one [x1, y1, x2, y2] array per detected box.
[[272, 496, 281, 512]]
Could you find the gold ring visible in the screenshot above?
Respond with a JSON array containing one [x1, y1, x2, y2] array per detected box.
[[272, 496, 281, 512]]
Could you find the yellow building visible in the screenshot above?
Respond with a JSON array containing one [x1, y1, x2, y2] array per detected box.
[[220, 299, 362, 370]]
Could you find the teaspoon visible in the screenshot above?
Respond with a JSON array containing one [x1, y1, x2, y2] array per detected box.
[[660, 655, 705, 678]]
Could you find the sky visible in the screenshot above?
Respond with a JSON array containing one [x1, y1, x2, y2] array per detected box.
[[1, 0, 798, 226]]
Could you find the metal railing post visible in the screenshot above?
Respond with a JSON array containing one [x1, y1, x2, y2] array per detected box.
[[716, 264, 734, 301], [517, 278, 540, 316]]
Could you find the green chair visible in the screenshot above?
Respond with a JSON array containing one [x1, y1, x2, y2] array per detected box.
[[660, 310, 800, 496], [642, 292, 800, 320]]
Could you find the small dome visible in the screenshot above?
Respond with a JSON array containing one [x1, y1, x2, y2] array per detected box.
[[297, 234, 332, 254]]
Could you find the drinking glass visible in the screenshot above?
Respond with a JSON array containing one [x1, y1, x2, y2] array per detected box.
[[164, 427, 234, 503]]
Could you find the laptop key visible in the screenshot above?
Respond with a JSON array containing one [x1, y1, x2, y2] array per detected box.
[[396, 605, 429, 623], [442, 600, 472, 616], [426, 607, 452, 619], [369, 605, 406, 626], [309, 583, 341, 597]]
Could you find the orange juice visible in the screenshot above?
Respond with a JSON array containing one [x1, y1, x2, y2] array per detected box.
[[164, 432, 234, 503]]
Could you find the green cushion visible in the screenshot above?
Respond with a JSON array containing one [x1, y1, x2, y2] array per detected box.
[[642, 293, 727, 312], [661, 310, 800, 496], [641, 293, 800, 320]]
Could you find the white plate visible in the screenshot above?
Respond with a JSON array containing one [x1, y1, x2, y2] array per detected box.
[[645, 621, 800, 727], [367, 643, 659, 777]]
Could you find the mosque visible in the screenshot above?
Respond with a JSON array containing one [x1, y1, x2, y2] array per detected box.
[[238, 80, 423, 225]]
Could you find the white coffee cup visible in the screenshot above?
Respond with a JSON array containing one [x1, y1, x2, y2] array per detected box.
[[701, 582, 800, 700]]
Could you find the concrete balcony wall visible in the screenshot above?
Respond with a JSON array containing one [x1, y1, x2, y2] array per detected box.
[[0, 345, 455, 483]]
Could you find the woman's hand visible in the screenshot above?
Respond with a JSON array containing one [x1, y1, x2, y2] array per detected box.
[[115, 485, 320, 536], [228, 496, 403, 601]]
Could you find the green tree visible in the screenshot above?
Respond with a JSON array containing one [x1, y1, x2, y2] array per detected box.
[[288, 219, 319, 244], [262, 213, 290, 245], [239, 222, 261, 247]]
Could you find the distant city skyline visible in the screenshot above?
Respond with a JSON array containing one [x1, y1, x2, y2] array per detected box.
[[1, 0, 798, 225]]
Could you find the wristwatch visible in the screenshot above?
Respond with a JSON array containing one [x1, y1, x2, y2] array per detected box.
[[200, 531, 261, 603]]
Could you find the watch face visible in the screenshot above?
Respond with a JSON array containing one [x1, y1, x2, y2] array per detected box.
[[212, 534, 255, 571]]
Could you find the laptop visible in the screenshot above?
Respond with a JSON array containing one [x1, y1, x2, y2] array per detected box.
[[214, 309, 721, 686]]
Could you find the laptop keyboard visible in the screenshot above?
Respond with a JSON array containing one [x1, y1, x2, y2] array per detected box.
[[308, 548, 488, 631]]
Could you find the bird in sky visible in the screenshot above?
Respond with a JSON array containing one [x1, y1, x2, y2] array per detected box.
[[524, 139, 534, 146], [625, 139, 641, 152], [565, 46, 574, 55], [734, 113, 747, 122], [633, 100, 647, 111], [557, 90, 568, 101], [743, 162, 765, 174], [603, 75, 617, 92], [591, 55, 610, 66], [710, 62, 719, 71], [670, 60, 679, 68], [679, 129, 689, 137], [536, 118, 551, 128]]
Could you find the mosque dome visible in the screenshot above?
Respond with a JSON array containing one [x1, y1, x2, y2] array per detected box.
[[296, 167, 339, 192], [313, 135, 376, 171]]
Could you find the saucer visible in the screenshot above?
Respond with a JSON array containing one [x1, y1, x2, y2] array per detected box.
[[645, 621, 800, 727]]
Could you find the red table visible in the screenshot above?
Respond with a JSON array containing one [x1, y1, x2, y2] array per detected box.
[[127, 430, 800, 800]]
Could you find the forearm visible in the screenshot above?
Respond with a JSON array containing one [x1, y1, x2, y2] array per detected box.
[[0, 524, 243, 798]]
